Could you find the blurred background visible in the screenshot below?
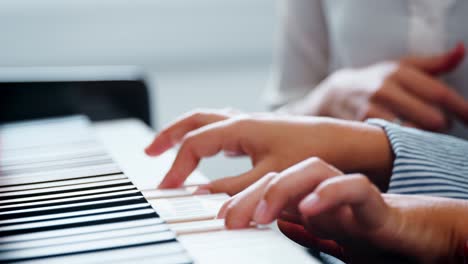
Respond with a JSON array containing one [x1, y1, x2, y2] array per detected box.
[[0, 0, 276, 180]]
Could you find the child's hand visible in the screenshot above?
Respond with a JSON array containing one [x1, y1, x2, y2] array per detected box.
[[220, 157, 468, 263], [146, 109, 393, 195]]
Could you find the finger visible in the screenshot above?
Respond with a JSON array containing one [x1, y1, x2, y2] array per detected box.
[[217, 197, 234, 219], [207, 161, 276, 195], [277, 220, 345, 260], [372, 81, 448, 131], [253, 157, 343, 225], [222, 172, 277, 229], [395, 66, 468, 124], [358, 103, 397, 121], [278, 210, 303, 225], [401, 42, 465, 75], [360, 103, 419, 127], [299, 174, 388, 229], [145, 110, 230, 156], [158, 120, 240, 188]]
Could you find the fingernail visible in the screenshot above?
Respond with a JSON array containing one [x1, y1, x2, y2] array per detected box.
[[253, 200, 268, 223], [299, 194, 320, 213], [145, 147, 158, 156]]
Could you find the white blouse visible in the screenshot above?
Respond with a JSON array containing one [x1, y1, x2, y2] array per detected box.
[[266, 0, 468, 139]]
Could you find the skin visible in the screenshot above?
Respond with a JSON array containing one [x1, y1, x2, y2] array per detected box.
[[280, 43, 468, 132], [217, 158, 468, 263], [146, 110, 394, 194], [146, 110, 468, 262]]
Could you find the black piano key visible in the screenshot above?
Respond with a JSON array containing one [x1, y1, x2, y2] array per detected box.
[[0, 196, 146, 220], [0, 231, 176, 263], [0, 116, 193, 264], [0, 203, 152, 226], [0, 208, 159, 236], [0, 218, 164, 244], [0, 179, 134, 200], [18, 242, 191, 264], [0, 174, 127, 193], [0, 233, 183, 263], [0, 185, 138, 206], [0, 189, 142, 212], [1, 221, 169, 251]]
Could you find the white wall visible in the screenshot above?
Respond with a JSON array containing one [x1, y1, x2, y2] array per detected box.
[[0, 0, 277, 179], [0, 0, 275, 69]]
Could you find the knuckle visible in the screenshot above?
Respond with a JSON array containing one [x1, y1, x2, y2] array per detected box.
[[307, 157, 326, 167], [189, 110, 207, 122], [180, 131, 199, 147], [265, 178, 286, 199], [264, 172, 279, 181], [351, 173, 372, 185]]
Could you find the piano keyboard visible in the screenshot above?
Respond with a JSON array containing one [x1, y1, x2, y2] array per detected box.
[[1, 116, 321, 264], [0, 117, 191, 263]]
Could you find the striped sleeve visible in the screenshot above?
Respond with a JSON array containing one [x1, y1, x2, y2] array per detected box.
[[366, 119, 468, 200]]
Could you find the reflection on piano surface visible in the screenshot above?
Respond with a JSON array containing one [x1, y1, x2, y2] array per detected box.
[[0, 116, 320, 264]]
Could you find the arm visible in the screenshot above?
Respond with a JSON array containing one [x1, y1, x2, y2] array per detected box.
[[265, 0, 329, 110]]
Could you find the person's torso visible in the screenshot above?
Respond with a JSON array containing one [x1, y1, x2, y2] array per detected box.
[[321, 0, 468, 139]]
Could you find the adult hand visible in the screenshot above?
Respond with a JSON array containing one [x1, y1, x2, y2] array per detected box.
[[284, 44, 468, 132], [219, 157, 468, 263], [145, 110, 393, 194]]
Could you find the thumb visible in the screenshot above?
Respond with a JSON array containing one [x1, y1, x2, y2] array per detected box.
[[401, 42, 465, 75], [277, 220, 345, 260], [200, 161, 273, 196]]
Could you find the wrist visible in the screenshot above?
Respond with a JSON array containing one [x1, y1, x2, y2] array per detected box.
[[330, 120, 394, 190]]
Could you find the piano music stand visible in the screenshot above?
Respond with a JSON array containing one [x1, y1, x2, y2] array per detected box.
[[0, 66, 152, 126]]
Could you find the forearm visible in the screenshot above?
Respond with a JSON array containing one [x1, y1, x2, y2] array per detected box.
[[316, 119, 394, 190], [383, 195, 468, 263]]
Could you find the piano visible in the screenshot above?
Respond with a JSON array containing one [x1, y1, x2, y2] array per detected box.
[[0, 116, 321, 264]]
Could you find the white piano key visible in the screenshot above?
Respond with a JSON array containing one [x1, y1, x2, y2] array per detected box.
[[0, 208, 158, 234], [1, 221, 170, 251], [0, 185, 136, 205], [0, 196, 144, 217], [141, 186, 198, 200], [0, 218, 164, 243], [0, 174, 127, 193], [147, 194, 229, 223], [1, 158, 116, 177], [0, 178, 132, 198], [0, 145, 106, 167], [170, 219, 226, 235], [0, 203, 151, 225], [2, 136, 96, 152], [1, 155, 113, 173], [20, 242, 189, 264], [178, 228, 321, 264], [111, 253, 192, 264], [0, 164, 122, 185], [0, 231, 177, 262], [0, 189, 141, 210]]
